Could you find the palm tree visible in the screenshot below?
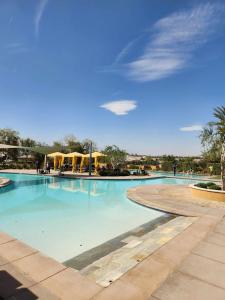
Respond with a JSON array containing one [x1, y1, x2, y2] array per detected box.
[[201, 106, 225, 190]]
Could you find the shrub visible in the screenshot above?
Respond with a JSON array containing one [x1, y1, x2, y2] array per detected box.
[[206, 182, 217, 188], [195, 183, 207, 189], [195, 182, 221, 190], [99, 169, 130, 176], [210, 185, 221, 190]]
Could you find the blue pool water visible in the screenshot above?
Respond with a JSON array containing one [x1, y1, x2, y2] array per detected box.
[[0, 173, 198, 262]]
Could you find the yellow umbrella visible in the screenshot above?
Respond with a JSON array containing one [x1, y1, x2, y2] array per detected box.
[[91, 152, 107, 157], [91, 152, 106, 171], [80, 154, 89, 173], [80, 152, 106, 173], [47, 152, 65, 170], [64, 152, 83, 172]]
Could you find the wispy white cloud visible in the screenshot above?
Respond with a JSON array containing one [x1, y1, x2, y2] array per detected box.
[[5, 43, 29, 54], [180, 125, 203, 132], [121, 3, 224, 82], [114, 35, 142, 64], [100, 100, 137, 115], [34, 0, 49, 38]]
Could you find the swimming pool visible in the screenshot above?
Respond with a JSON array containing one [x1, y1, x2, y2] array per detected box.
[[0, 173, 198, 263]]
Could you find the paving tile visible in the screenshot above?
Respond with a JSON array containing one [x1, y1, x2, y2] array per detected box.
[[120, 257, 170, 298], [7, 284, 60, 300], [39, 267, 102, 300], [179, 253, 225, 289], [0, 232, 15, 245], [206, 232, 225, 247], [214, 224, 225, 235], [153, 271, 225, 300], [12, 253, 66, 283], [96, 269, 125, 287], [152, 227, 201, 269], [0, 240, 37, 266], [92, 278, 146, 300], [0, 264, 34, 298], [122, 235, 140, 244], [124, 240, 143, 249], [193, 241, 225, 264]]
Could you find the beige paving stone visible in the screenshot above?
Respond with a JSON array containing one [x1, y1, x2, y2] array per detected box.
[[39, 267, 102, 300], [190, 216, 220, 239], [92, 278, 146, 300], [214, 223, 225, 235], [12, 253, 66, 283], [96, 269, 125, 287], [0, 264, 35, 298], [153, 271, 225, 300], [0, 240, 37, 266], [124, 239, 143, 248], [152, 227, 202, 269], [206, 232, 225, 247], [7, 284, 60, 300], [0, 232, 15, 245], [218, 219, 225, 227], [122, 235, 140, 244], [160, 227, 174, 234], [179, 253, 225, 289], [120, 257, 170, 298], [193, 241, 225, 264], [156, 236, 171, 245]]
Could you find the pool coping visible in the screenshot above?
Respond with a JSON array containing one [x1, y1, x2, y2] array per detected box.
[[0, 169, 220, 182]]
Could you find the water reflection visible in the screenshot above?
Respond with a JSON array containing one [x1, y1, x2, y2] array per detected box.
[[48, 177, 106, 197]]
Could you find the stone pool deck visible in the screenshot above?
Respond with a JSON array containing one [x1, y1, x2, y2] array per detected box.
[[127, 184, 225, 299], [0, 172, 225, 299]]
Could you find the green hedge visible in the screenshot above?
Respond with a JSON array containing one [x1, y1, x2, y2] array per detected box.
[[195, 182, 221, 190], [99, 169, 130, 176]]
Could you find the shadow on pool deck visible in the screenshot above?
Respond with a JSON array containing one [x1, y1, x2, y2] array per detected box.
[[0, 270, 38, 299]]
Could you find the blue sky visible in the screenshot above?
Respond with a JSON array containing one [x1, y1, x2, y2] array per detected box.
[[0, 0, 225, 155]]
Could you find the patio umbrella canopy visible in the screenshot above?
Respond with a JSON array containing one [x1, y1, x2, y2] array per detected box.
[[80, 152, 106, 173], [64, 152, 83, 172], [47, 152, 65, 170]]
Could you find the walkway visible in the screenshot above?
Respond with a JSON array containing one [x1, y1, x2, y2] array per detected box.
[[127, 184, 225, 300]]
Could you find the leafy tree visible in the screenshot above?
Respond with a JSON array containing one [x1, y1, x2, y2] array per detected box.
[[200, 106, 225, 190], [82, 139, 97, 153], [0, 128, 20, 145], [103, 145, 127, 169], [160, 155, 177, 171], [63, 135, 82, 153], [52, 140, 65, 152], [21, 138, 36, 148], [0, 128, 20, 161], [20, 138, 37, 160]]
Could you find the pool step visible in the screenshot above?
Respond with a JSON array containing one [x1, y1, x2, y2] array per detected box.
[[79, 216, 196, 287]]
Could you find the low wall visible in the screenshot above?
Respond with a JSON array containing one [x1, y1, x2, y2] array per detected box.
[[191, 185, 225, 202]]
